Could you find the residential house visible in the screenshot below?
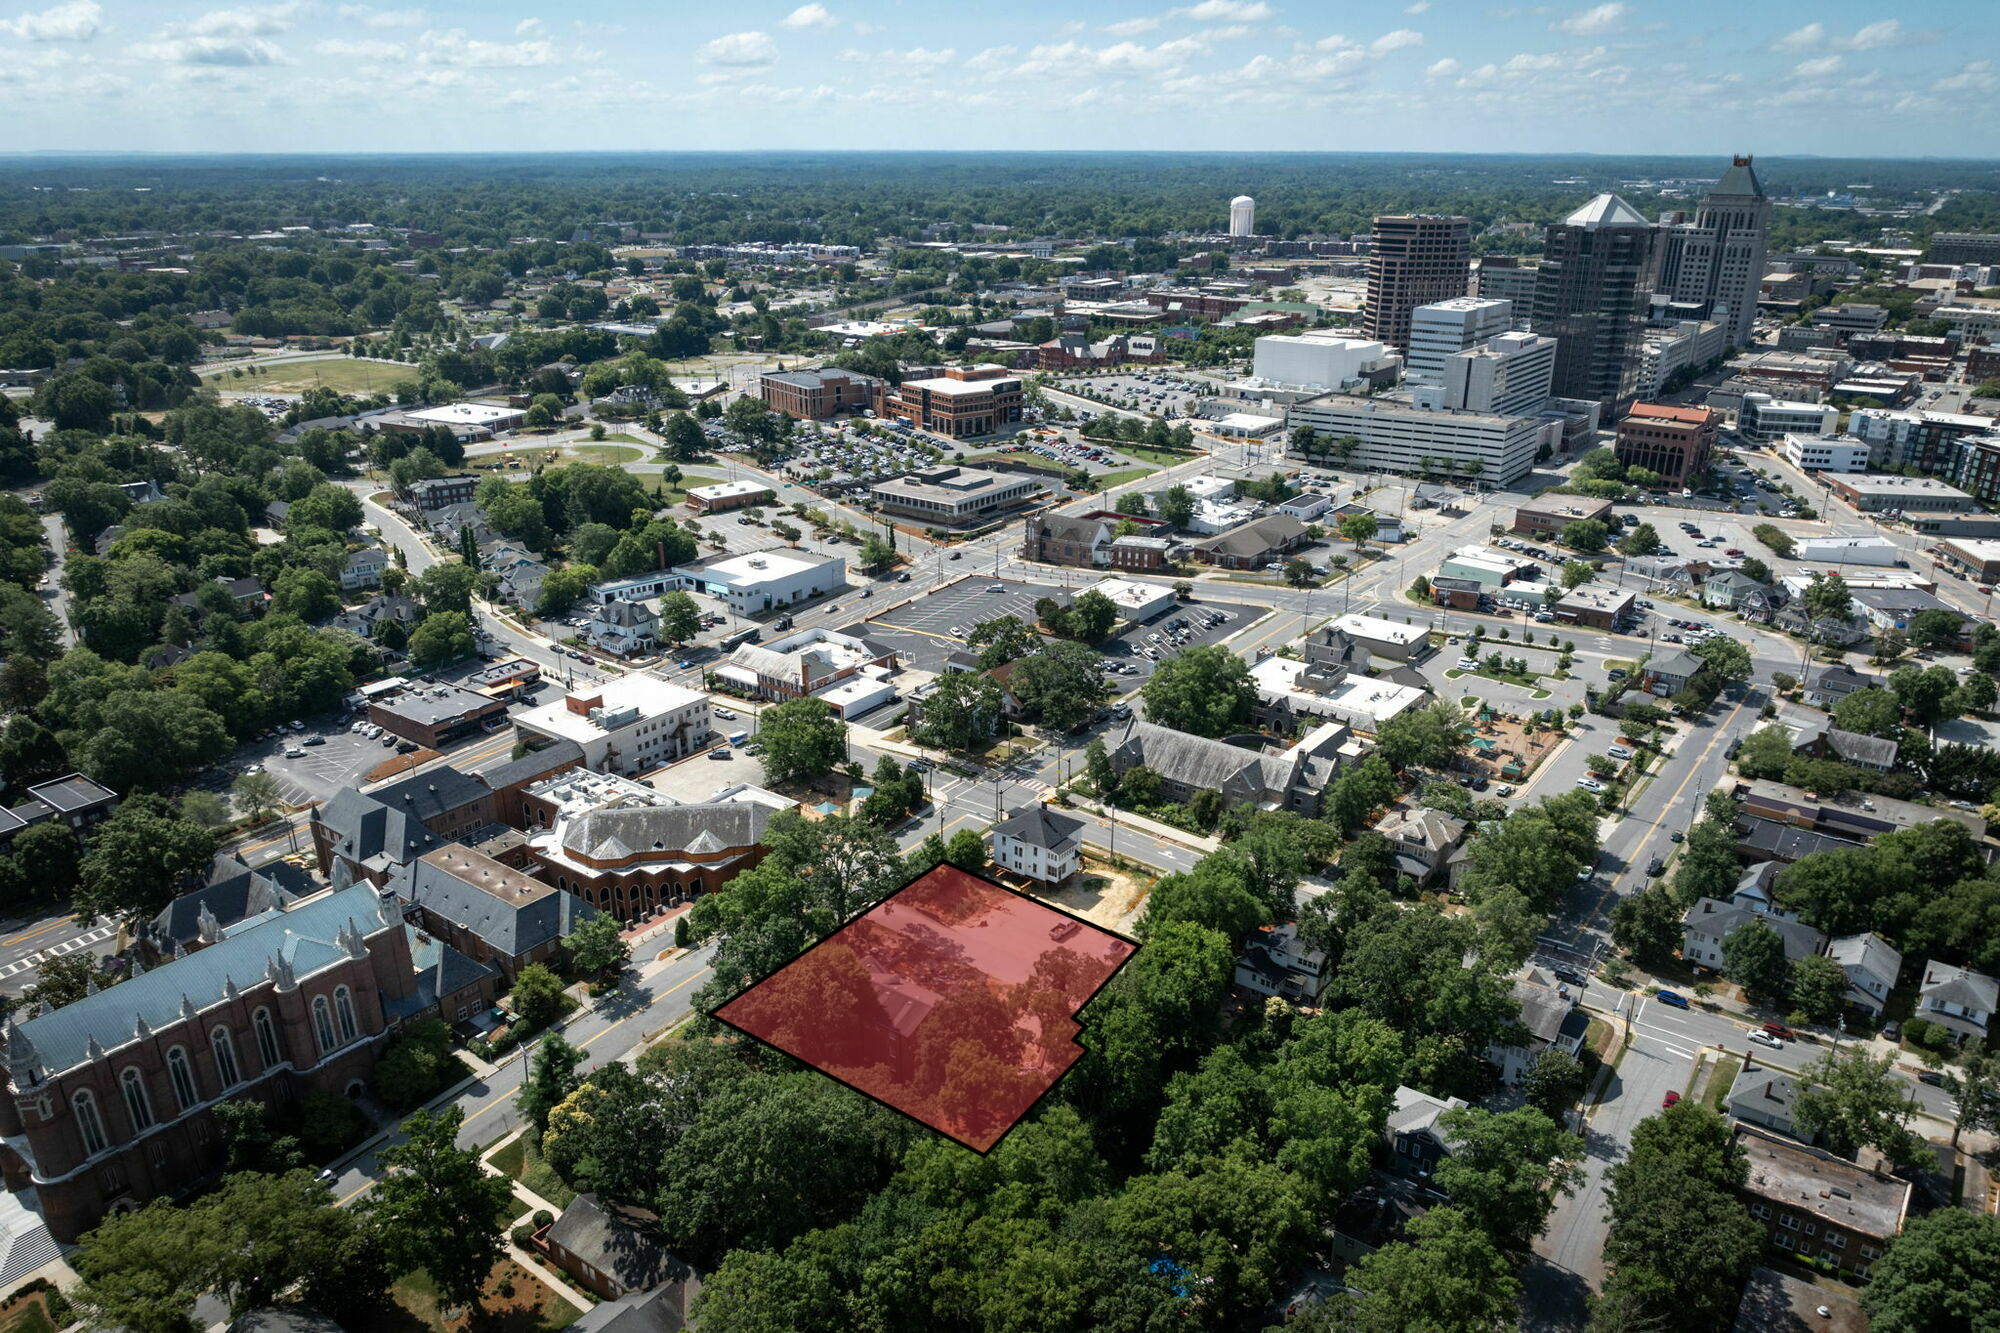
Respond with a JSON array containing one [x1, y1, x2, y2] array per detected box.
[[0, 775, 120, 845], [1020, 514, 1112, 568], [988, 806, 1085, 885], [587, 600, 659, 657], [539, 1194, 691, 1302], [1384, 1086, 1467, 1181], [1770, 604, 1867, 647], [570, 1284, 702, 1333], [1727, 1061, 1810, 1142], [1190, 514, 1309, 569], [1376, 806, 1467, 889], [1681, 895, 1828, 970], [170, 576, 268, 619], [1486, 967, 1588, 1086], [1232, 924, 1329, 1004], [1700, 570, 1773, 614], [1827, 933, 1902, 1017], [1789, 721, 1899, 772], [1642, 647, 1705, 696], [1799, 663, 1882, 707], [1735, 1125, 1910, 1278], [1917, 960, 1996, 1041], [339, 548, 388, 592], [332, 593, 423, 641]]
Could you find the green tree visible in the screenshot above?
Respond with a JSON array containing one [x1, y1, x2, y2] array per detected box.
[[1691, 635, 1751, 681], [24, 951, 104, 1011], [756, 697, 848, 783], [1803, 571, 1854, 624], [508, 962, 569, 1031], [564, 912, 629, 977], [1561, 559, 1596, 589], [363, 1106, 515, 1316], [1890, 663, 1960, 725], [407, 610, 475, 667], [661, 411, 705, 461], [1338, 510, 1379, 548], [372, 1018, 453, 1111], [1068, 588, 1119, 643], [1792, 1049, 1928, 1167], [1157, 483, 1195, 528], [1141, 644, 1255, 737], [944, 827, 987, 872], [1861, 1210, 2000, 1333], [1338, 1206, 1521, 1332], [1009, 640, 1110, 731], [232, 770, 281, 823], [517, 1033, 585, 1136], [657, 590, 702, 645], [1433, 1107, 1585, 1255], [1564, 519, 1609, 553], [1732, 723, 1795, 779], [1617, 522, 1662, 556], [1610, 885, 1686, 966], [270, 566, 340, 621], [1719, 917, 1793, 1001], [912, 670, 1003, 751], [1834, 687, 1904, 737], [1786, 953, 1850, 1025], [1907, 606, 1970, 652], [75, 796, 218, 928], [1521, 1048, 1592, 1122]]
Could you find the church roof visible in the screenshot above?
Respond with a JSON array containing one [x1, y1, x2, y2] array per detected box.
[[1564, 192, 1650, 229]]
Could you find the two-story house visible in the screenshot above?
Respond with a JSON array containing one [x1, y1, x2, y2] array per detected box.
[[1485, 967, 1587, 1086], [339, 548, 388, 592], [587, 599, 659, 657], [1826, 932, 1902, 1018], [988, 806, 1085, 886], [1681, 895, 1828, 971], [1384, 1085, 1468, 1181], [1376, 807, 1467, 890], [1917, 960, 1996, 1041], [1232, 924, 1329, 1004]]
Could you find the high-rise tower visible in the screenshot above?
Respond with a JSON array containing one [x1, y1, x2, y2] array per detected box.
[[1531, 193, 1656, 412], [1363, 215, 1472, 351], [1229, 195, 1257, 237], [1661, 155, 1770, 348]]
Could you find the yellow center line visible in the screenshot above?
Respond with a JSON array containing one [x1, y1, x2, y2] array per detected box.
[[2, 915, 78, 948]]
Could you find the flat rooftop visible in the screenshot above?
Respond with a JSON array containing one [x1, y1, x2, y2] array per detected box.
[[1330, 613, 1428, 646], [1942, 537, 2000, 561], [872, 466, 1040, 502], [1084, 577, 1173, 612], [901, 375, 1018, 396], [687, 480, 773, 500], [1735, 1125, 1910, 1240], [1830, 473, 1973, 498], [405, 402, 519, 425], [681, 548, 841, 586], [1556, 583, 1637, 613], [373, 683, 504, 726], [513, 674, 706, 742]]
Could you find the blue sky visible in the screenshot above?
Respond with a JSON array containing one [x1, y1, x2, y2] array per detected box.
[[0, 0, 1993, 156]]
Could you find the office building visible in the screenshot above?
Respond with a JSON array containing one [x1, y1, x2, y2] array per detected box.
[[1532, 193, 1656, 411], [758, 367, 886, 420], [1795, 536, 1902, 568], [367, 683, 509, 749], [1737, 393, 1838, 443], [389, 845, 598, 984], [1657, 156, 1771, 348], [1285, 394, 1547, 487], [1473, 257, 1538, 321], [714, 626, 899, 701], [513, 676, 714, 776], [1822, 473, 1974, 514], [870, 465, 1045, 524], [1513, 496, 1615, 539], [1250, 332, 1392, 390], [1363, 215, 1472, 351], [1637, 319, 1728, 396], [1228, 194, 1256, 237], [1405, 298, 1514, 386], [684, 480, 774, 513], [1415, 331, 1557, 417], [668, 549, 845, 615], [1927, 232, 2000, 266], [1614, 403, 1719, 486], [885, 365, 1022, 438], [1782, 434, 1871, 473]]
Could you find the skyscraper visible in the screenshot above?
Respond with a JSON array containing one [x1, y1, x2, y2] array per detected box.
[[1229, 195, 1257, 237], [1363, 215, 1472, 351], [1532, 194, 1656, 412], [1659, 155, 1770, 349]]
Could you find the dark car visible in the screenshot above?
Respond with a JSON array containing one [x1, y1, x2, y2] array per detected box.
[[1917, 1069, 1947, 1087], [1647, 858, 1665, 876], [1552, 967, 1587, 988], [1656, 990, 1691, 1009]]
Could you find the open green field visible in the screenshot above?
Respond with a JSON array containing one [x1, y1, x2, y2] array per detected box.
[[1117, 445, 1204, 465], [489, 1135, 578, 1209], [1093, 467, 1155, 490], [204, 357, 415, 396]]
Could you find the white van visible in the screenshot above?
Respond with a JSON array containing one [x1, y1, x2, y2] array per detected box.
[[1456, 656, 1480, 670], [1607, 744, 1633, 760]]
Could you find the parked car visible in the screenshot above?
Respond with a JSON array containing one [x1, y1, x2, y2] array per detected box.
[[1661, 1090, 1681, 1107], [1761, 1022, 1795, 1041], [1552, 967, 1587, 988], [1656, 990, 1691, 1009], [1749, 1030, 1785, 1050]]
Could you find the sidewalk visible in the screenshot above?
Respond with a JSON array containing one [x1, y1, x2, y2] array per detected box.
[[1065, 794, 1221, 855]]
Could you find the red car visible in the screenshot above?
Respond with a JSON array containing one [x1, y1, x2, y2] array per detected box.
[[1761, 1022, 1795, 1041], [1662, 1091, 1681, 1108]]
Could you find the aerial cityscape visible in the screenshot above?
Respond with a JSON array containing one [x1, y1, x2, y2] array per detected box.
[[0, 3, 1998, 1332]]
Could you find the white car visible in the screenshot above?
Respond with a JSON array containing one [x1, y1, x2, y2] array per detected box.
[[714, 708, 737, 720], [1576, 777, 1606, 793], [1748, 1030, 1785, 1050]]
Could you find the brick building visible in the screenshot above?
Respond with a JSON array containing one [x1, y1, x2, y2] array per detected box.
[[1614, 402, 1720, 485], [0, 886, 417, 1242], [885, 365, 1023, 439], [757, 368, 886, 420], [1734, 1125, 1909, 1279], [1362, 215, 1472, 351], [1511, 496, 1615, 538], [388, 844, 598, 984]]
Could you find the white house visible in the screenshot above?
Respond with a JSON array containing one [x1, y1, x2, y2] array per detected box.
[[513, 675, 713, 777], [587, 599, 659, 657], [340, 547, 388, 592], [1827, 933, 1902, 1018], [988, 805, 1085, 885], [1232, 923, 1329, 1003], [1485, 966, 1586, 1086], [1917, 961, 1996, 1041]]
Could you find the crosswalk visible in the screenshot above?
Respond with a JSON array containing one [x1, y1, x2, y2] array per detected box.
[[0, 922, 118, 982]]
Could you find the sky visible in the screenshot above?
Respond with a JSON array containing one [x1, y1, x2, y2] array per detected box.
[[0, 0, 1994, 157]]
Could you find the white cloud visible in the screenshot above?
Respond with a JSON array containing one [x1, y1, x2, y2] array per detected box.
[[1173, 1, 1271, 20], [697, 30, 777, 68], [336, 5, 426, 27], [838, 46, 955, 66], [779, 4, 836, 28], [1370, 28, 1423, 54], [0, 0, 100, 40], [1791, 54, 1843, 78], [317, 36, 399, 57], [414, 28, 563, 67], [1776, 19, 1905, 52], [1405, 0, 1430, 11], [515, 17, 541, 35], [1104, 16, 1162, 36], [964, 45, 1017, 71], [1935, 60, 1999, 93], [1425, 56, 1459, 77], [134, 34, 291, 64], [1552, 3, 1626, 36], [184, 3, 303, 38]]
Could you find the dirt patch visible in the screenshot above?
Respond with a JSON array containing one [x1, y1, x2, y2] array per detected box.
[[1454, 705, 1570, 784], [1015, 854, 1154, 937], [364, 749, 442, 784]]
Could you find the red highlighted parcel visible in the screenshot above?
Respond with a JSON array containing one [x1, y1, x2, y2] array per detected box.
[[712, 864, 1138, 1151]]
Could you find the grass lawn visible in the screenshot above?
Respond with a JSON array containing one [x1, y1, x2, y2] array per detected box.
[[1441, 667, 1554, 699], [549, 444, 644, 467], [1093, 466, 1156, 489], [206, 357, 413, 396], [389, 1259, 582, 1333], [0, 1296, 58, 1333], [592, 432, 646, 445], [490, 1134, 578, 1209], [1117, 444, 1204, 465], [1703, 1054, 1744, 1112]]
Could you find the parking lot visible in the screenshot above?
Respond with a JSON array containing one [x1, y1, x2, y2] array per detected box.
[[863, 575, 1258, 686], [1048, 370, 1232, 420]]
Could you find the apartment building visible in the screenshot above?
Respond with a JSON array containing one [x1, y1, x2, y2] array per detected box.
[[1614, 402, 1719, 485]]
